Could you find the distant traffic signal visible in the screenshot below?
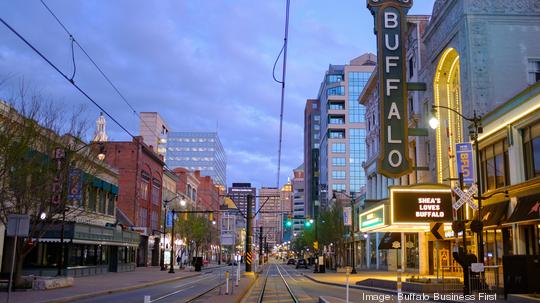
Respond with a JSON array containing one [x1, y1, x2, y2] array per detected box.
[[285, 214, 293, 228]]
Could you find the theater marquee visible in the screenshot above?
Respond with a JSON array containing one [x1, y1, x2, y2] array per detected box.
[[391, 187, 453, 223], [368, 0, 413, 178]]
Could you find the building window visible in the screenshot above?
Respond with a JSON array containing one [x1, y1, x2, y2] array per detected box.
[[312, 103, 318, 109], [329, 130, 345, 139], [332, 157, 346, 166], [314, 115, 320, 121], [329, 116, 345, 125], [139, 207, 148, 227], [327, 74, 343, 84], [480, 139, 509, 191], [332, 183, 346, 191], [140, 181, 149, 200], [152, 180, 160, 205], [151, 210, 159, 232], [314, 124, 320, 130], [327, 86, 345, 96], [332, 143, 346, 153], [409, 57, 415, 78], [348, 72, 371, 123], [523, 121, 540, 179], [528, 59, 540, 84], [329, 102, 345, 110], [314, 133, 320, 140], [332, 170, 346, 180]]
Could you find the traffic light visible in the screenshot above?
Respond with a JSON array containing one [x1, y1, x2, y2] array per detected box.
[[285, 214, 293, 228], [209, 212, 216, 225], [304, 217, 312, 228]]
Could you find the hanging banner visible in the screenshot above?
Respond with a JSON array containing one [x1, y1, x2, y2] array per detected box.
[[343, 206, 352, 226], [368, 0, 413, 178], [67, 168, 83, 203], [456, 142, 474, 185]]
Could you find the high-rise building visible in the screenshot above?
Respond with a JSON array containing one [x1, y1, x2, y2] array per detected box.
[[280, 180, 293, 241], [166, 132, 226, 187], [140, 112, 169, 157], [292, 164, 305, 235], [318, 53, 375, 207], [257, 187, 280, 248], [228, 183, 256, 215], [304, 99, 320, 218]]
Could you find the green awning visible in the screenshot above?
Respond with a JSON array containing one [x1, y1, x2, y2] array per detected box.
[[111, 185, 119, 194]]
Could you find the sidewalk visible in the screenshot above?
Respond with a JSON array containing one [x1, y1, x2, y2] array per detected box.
[[0, 266, 200, 303]]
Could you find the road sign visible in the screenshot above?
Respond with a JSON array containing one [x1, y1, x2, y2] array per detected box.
[[471, 263, 485, 273], [221, 233, 235, 246], [7, 214, 30, 237], [456, 143, 474, 185], [452, 184, 478, 210], [430, 222, 444, 240]]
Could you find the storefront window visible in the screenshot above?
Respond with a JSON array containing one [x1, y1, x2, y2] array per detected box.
[[523, 121, 540, 179], [405, 233, 419, 270], [480, 139, 509, 192]]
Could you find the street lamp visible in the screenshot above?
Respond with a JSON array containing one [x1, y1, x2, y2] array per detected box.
[[161, 195, 186, 272], [331, 191, 359, 274], [430, 105, 486, 262]]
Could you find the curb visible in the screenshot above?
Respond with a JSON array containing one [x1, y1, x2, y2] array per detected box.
[[302, 274, 467, 303], [235, 274, 259, 303], [42, 272, 201, 303]]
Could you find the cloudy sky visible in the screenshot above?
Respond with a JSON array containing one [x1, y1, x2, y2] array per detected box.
[[0, 0, 435, 189]]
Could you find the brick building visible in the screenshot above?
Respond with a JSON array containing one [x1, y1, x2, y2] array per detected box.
[[102, 136, 165, 267]]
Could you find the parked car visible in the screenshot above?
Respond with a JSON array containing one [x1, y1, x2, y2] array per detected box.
[[287, 258, 296, 265], [296, 258, 308, 269]]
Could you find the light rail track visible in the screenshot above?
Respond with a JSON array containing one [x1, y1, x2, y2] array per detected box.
[[256, 264, 299, 303]]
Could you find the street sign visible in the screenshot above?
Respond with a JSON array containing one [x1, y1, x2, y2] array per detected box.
[[471, 263, 485, 273], [7, 214, 30, 237], [456, 143, 474, 185], [453, 184, 478, 210], [221, 233, 235, 246], [343, 207, 352, 226], [430, 222, 444, 240]]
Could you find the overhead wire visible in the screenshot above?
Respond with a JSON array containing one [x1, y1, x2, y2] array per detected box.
[[275, 0, 291, 190], [0, 17, 136, 139], [39, 0, 164, 146], [37, 1, 192, 181]]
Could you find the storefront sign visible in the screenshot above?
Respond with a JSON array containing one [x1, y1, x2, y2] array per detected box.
[[456, 143, 474, 185], [360, 205, 386, 231], [368, 0, 413, 178], [67, 169, 83, 202], [391, 188, 453, 223]]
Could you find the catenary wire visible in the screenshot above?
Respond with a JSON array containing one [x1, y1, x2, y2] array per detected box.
[[275, 0, 290, 190], [39, 0, 167, 148], [0, 17, 136, 139]]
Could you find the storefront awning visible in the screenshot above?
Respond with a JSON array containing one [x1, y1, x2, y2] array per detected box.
[[475, 201, 509, 228], [507, 194, 540, 224], [378, 232, 401, 249]]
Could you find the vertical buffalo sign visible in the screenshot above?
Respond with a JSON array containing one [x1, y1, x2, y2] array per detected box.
[[368, 0, 413, 178], [456, 143, 474, 185]]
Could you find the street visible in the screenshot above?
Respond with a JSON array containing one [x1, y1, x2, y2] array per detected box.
[[242, 261, 438, 303]]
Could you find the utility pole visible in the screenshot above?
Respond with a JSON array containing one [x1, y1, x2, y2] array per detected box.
[[245, 194, 253, 273], [259, 226, 263, 265]]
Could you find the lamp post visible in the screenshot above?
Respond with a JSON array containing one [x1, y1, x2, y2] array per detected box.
[[163, 196, 186, 273], [56, 142, 106, 276], [430, 105, 485, 262], [332, 191, 359, 274]]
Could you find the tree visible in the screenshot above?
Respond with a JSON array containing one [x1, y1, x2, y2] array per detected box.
[[0, 81, 101, 286]]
